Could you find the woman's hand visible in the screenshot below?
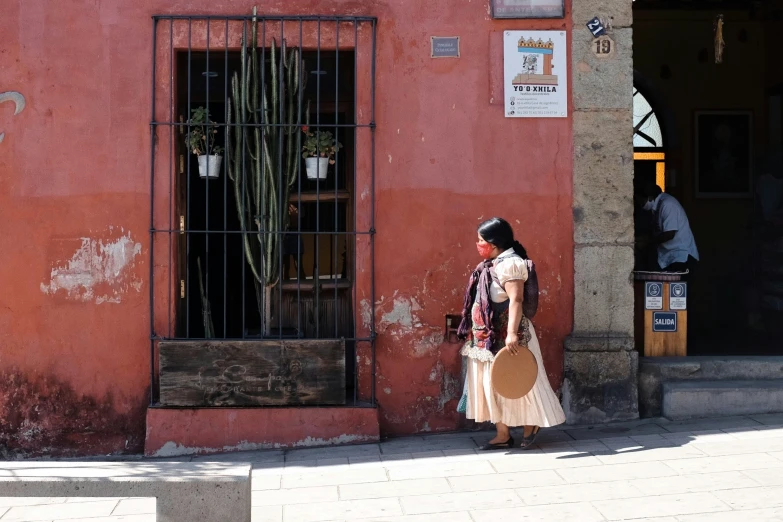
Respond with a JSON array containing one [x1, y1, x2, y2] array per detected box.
[[505, 333, 520, 355]]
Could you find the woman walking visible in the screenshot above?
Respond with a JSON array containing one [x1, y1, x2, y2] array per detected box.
[[458, 217, 566, 450]]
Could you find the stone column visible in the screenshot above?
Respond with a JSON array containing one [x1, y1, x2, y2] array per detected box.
[[563, 0, 638, 424]]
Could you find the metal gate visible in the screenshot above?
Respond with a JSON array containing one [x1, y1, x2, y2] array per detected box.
[[148, 13, 377, 406]]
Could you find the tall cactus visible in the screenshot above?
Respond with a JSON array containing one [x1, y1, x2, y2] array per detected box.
[[227, 7, 308, 333]]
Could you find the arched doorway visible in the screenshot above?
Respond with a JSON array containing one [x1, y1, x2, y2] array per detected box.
[[632, 5, 782, 357], [633, 85, 666, 191], [632, 85, 667, 271]]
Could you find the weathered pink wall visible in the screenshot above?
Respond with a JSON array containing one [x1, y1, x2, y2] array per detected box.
[[0, 0, 573, 455], [145, 407, 380, 456]]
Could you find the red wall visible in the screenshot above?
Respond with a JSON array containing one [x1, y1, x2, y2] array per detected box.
[[0, 0, 573, 455]]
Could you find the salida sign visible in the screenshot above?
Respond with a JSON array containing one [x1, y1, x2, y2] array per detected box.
[[652, 312, 677, 332]]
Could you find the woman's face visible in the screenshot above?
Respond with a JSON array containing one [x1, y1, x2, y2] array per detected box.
[[476, 234, 499, 260]]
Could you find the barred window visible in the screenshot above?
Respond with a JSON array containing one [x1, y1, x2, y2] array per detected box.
[[150, 14, 377, 407]]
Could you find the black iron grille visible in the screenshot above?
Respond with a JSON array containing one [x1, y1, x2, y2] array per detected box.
[[149, 14, 377, 406]]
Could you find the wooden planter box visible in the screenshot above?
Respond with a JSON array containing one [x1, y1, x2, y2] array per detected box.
[[159, 340, 346, 406]]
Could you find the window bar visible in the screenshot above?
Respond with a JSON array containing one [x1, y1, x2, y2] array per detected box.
[[334, 20, 340, 340], [155, 121, 367, 129], [157, 15, 376, 21], [205, 19, 211, 336], [296, 19, 303, 340], [260, 18, 267, 338], [370, 18, 378, 406], [154, 335, 375, 342], [168, 18, 174, 340], [149, 18, 158, 405], [185, 18, 193, 339], [315, 19, 322, 339], [277, 19, 285, 340], [352, 18, 359, 405], [240, 18, 248, 340], [156, 228, 372, 235], [223, 17, 229, 339]]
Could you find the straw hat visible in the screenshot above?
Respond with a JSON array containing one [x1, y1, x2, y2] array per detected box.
[[491, 346, 538, 399]]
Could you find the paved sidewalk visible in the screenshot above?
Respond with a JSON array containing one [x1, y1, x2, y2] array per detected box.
[[4, 414, 783, 521]]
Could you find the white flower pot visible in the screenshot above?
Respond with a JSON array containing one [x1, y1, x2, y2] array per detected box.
[[305, 157, 330, 180], [198, 155, 222, 179]]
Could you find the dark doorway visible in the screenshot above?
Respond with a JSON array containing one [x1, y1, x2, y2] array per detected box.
[[632, 2, 783, 355]]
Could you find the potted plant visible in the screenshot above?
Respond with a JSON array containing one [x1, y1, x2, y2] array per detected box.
[[302, 127, 342, 180], [185, 107, 224, 179]]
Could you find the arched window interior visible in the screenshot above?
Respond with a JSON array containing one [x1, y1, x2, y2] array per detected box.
[[633, 87, 666, 190], [633, 88, 663, 148]]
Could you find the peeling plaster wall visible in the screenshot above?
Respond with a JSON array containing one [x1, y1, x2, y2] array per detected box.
[[40, 228, 142, 304], [144, 408, 380, 457], [1, 1, 152, 456], [152, 434, 379, 458], [368, 3, 574, 436], [0, 371, 147, 457], [0, 0, 574, 454]]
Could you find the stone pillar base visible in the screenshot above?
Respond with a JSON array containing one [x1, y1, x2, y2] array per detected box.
[[561, 336, 639, 425]]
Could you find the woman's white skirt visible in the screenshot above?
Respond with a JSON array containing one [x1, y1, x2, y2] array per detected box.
[[465, 323, 566, 427]]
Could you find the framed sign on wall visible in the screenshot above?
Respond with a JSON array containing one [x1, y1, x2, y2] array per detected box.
[[503, 30, 568, 118], [491, 0, 565, 19], [694, 111, 753, 198]]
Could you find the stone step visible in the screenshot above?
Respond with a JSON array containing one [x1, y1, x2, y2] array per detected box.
[[640, 357, 783, 417], [662, 379, 783, 420], [641, 356, 783, 382]]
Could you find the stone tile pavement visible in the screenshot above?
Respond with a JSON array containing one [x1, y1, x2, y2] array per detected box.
[[5, 414, 783, 521]]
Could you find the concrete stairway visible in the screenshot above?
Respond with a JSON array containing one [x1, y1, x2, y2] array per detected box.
[[639, 356, 783, 419], [662, 380, 783, 420]]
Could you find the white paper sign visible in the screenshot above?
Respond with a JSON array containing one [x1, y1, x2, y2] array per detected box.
[[504, 30, 568, 118], [645, 282, 663, 310], [670, 283, 687, 310]]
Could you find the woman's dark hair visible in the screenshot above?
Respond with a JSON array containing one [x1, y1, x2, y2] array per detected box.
[[478, 217, 528, 259]]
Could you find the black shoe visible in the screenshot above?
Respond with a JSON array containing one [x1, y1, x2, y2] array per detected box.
[[480, 437, 514, 451], [520, 427, 540, 449]]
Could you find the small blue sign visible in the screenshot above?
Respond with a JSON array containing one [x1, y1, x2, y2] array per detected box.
[[653, 312, 677, 332]]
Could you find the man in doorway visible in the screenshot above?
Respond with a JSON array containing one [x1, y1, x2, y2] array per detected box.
[[643, 183, 700, 274]]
